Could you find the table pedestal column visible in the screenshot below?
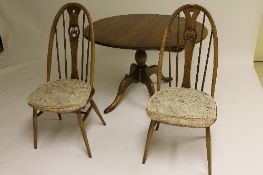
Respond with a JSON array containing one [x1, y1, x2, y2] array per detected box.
[[104, 50, 171, 114]]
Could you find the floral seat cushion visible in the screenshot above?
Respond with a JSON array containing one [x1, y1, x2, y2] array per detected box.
[[146, 87, 217, 128], [28, 79, 91, 113]]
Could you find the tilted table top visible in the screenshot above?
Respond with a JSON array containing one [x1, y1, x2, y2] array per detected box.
[[84, 14, 207, 51]]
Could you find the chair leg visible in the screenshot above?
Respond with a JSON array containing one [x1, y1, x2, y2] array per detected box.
[[90, 99, 106, 126], [57, 113, 62, 120], [33, 108, 38, 149], [155, 122, 160, 130], [77, 112, 92, 158], [206, 127, 212, 175], [82, 105, 93, 122], [142, 120, 156, 164]]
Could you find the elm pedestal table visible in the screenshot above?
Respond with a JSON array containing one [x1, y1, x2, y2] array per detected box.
[[84, 14, 207, 114]]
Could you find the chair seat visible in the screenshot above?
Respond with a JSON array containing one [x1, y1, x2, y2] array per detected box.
[[146, 87, 217, 128], [28, 79, 91, 113]]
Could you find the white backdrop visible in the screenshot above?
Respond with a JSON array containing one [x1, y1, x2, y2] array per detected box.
[[1, 1, 263, 175], [0, 0, 263, 62], [255, 15, 263, 60]]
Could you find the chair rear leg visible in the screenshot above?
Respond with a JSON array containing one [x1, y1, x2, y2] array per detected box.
[[206, 127, 212, 175], [142, 120, 156, 164], [33, 108, 38, 149], [77, 112, 92, 158], [90, 99, 106, 126], [83, 105, 93, 122], [155, 122, 160, 130], [57, 113, 62, 120]]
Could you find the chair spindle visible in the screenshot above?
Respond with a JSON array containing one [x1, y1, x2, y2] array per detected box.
[[175, 13, 180, 87], [81, 13, 85, 80], [85, 39, 90, 82], [201, 31, 213, 91], [168, 51, 171, 87], [195, 13, 206, 89], [167, 28, 172, 87], [55, 28, 61, 79], [62, 12, 68, 79]]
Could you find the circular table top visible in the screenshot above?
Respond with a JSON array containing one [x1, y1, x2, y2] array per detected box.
[[85, 14, 208, 51]]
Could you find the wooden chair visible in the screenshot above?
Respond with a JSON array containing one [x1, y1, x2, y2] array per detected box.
[[27, 3, 106, 157], [142, 4, 218, 175]]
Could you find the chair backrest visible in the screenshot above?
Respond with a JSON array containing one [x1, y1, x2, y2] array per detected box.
[[47, 3, 95, 89], [158, 4, 218, 97]]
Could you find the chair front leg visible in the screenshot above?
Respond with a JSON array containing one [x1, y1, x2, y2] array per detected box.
[[33, 108, 38, 149], [142, 120, 156, 164], [206, 127, 212, 175], [77, 112, 92, 158]]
